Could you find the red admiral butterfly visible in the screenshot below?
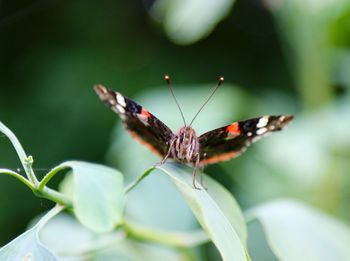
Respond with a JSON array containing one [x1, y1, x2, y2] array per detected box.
[[94, 76, 293, 189]]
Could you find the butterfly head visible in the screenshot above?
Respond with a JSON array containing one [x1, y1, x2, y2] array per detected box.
[[171, 126, 199, 163]]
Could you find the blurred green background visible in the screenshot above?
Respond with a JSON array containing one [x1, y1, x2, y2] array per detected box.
[[0, 0, 349, 257]]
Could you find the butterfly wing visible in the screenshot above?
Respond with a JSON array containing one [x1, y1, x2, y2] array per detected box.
[[199, 115, 293, 165], [94, 85, 174, 157]]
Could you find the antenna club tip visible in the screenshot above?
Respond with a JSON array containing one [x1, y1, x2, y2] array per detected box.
[[218, 76, 224, 85], [164, 75, 171, 84]]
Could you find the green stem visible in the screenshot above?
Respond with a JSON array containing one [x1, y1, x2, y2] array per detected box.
[[124, 167, 155, 194], [0, 121, 39, 185], [36, 187, 72, 207], [0, 168, 71, 206], [24, 155, 39, 186], [0, 122, 73, 208], [0, 168, 35, 192], [38, 163, 70, 191], [123, 221, 209, 248], [56, 231, 126, 256]]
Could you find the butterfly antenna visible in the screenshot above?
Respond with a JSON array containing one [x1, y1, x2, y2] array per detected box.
[[189, 76, 224, 126], [165, 75, 187, 126]]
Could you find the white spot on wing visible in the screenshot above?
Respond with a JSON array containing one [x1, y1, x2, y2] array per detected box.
[[116, 104, 125, 113], [251, 136, 262, 142], [116, 93, 126, 107], [257, 116, 269, 128], [256, 127, 267, 135]]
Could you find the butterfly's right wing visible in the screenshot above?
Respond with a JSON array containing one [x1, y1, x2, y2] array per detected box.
[[94, 85, 174, 157], [198, 115, 293, 165]]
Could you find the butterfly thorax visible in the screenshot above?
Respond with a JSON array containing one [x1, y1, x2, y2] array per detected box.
[[170, 126, 199, 163]]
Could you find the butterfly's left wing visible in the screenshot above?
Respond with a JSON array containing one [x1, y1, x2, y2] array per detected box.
[[94, 85, 174, 157], [198, 115, 293, 165]]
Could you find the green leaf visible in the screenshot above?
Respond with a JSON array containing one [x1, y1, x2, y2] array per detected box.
[[37, 212, 124, 258], [151, 0, 235, 45], [124, 220, 209, 248], [57, 161, 124, 233], [246, 199, 350, 261], [0, 205, 63, 261], [93, 240, 189, 261], [38, 212, 202, 259], [157, 163, 248, 261], [204, 173, 247, 246]]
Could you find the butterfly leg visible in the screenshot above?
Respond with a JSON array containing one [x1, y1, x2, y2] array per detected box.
[[192, 153, 201, 190], [199, 164, 208, 190], [155, 139, 175, 167]]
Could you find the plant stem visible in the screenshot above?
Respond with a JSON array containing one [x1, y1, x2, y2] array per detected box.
[[0, 168, 35, 192], [36, 187, 72, 207], [0, 168, 71, 206], [24, 155, 39, 186], [0, 122, 39, 185], [38, 163, 70, 191]]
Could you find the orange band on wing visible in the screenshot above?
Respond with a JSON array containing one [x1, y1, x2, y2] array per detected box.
[[226, 122, 240, 134], [141, 108, 151, 118], [201, 151, 240, 165], [128, 130, 162, 157]]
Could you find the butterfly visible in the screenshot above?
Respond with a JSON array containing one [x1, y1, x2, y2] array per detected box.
[[94, 76, 293, 189]]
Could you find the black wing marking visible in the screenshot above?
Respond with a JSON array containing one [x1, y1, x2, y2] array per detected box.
[[199, 115, 293, 165], [94, 85, 174, 157]]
